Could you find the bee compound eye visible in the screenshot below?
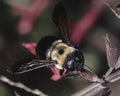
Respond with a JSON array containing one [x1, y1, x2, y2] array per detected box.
[[58, 49, 64, 55], [65, 59, 75, 71]]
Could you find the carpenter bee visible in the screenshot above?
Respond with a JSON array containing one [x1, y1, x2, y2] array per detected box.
[[8, 2, 101, 82]]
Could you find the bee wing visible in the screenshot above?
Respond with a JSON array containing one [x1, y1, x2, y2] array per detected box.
[[52, 2, 70, 44], [8, 58, 57, 74]]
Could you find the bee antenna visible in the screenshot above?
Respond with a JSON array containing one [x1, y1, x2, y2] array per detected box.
[[84, 64, 93, 72]]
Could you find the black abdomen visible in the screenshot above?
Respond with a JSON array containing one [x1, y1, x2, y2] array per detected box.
[[36, 36, 58, 59]]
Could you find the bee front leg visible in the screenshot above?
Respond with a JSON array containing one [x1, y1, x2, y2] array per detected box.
[[63, 70, 80, 79], [78, 69, 104, 83]]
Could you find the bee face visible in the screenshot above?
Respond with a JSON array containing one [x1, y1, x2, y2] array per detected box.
[[47, 42, 75, 69], [64, 50, 84, 71]]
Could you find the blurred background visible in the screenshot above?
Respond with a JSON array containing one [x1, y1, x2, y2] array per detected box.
[[0, 0, 120, 96]]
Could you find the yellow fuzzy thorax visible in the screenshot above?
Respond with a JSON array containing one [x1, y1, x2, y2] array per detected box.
[[51, 43, 75, 69]]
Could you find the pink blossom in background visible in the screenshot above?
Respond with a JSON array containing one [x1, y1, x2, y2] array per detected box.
[[70, 0, 105, 45], [11, 0, 50, 34]]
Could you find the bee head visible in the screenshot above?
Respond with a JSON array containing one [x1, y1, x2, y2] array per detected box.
[[64, 50, 84, 71]]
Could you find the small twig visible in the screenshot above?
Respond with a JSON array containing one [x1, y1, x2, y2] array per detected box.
[[72, 83, 105, 96], [72, 69, 120, 96], [106, 69, 120, 83], [0, 75, 47, 96], [14, 91, 21, 96], [104, 67, 114, 78]]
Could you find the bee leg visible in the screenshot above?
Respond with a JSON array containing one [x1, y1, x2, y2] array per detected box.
[[60, 68, 67, 76], [64, 73, 79, 79], [63, 70, 80, 79], [77, 69, 104, 83], [63, 64, 84, 79]]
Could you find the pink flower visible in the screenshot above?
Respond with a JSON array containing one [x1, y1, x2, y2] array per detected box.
[[70, 0, 105, 45], [11, 0, 50, 34], [22, 42, 37, 55]]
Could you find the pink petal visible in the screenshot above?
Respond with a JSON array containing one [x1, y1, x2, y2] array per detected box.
[[50, 67, 61, 81], [50, 67, 67, 81], [70, 0, 105, 45], [16, 0, 50, 34], [22, 42, 37, 55], [103, 34, 118, 68]]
